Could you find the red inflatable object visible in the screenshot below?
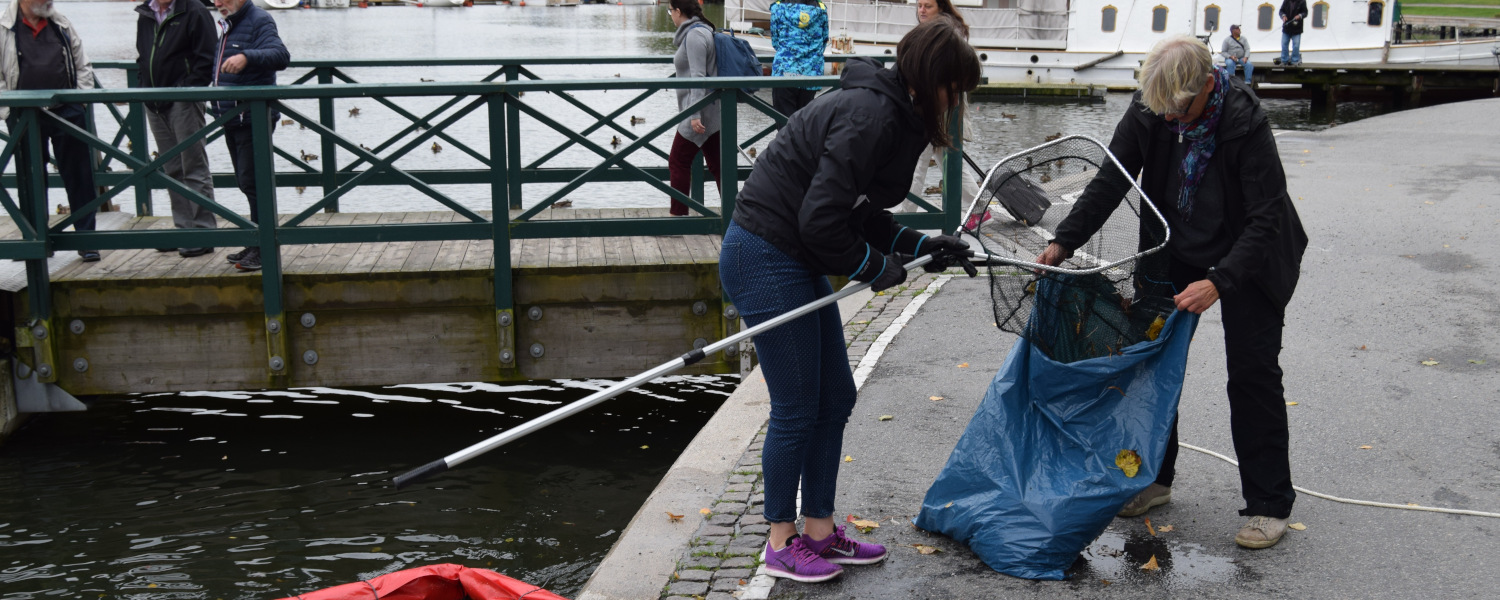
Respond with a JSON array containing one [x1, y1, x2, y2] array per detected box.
[[276, 564, 569, 600]]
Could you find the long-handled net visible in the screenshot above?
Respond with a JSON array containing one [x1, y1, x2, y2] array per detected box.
[[961, 136, 1173, 363]]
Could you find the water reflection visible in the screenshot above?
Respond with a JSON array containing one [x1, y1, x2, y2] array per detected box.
[[0, 375, 734, 599], [1069, 528, 1256, 588]]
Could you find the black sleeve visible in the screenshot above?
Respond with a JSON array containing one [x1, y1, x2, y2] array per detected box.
[[186, 5, 217, 86], [1051, 108, 1146, 251], [1207, 119, 1288, 297], [796, 106, 901, 276]]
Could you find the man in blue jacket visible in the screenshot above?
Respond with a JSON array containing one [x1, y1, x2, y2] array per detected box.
[[211, 0, 288, 271]]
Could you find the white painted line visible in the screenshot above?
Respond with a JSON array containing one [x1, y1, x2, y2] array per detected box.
[[852, 275, 954, 391]]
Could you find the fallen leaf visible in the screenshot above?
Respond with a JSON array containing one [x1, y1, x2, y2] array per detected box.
[[1359, 445, 1373, 449], [957, 363, 969, 368], [1424, 201, 1435, 205], [1101, 579, 1112, 585], [1288, 522, 1307, 531], [878, 415, 894, 421], [666, 512, 684, 522], [1115, 450, 1141, 478], [371, 546, 381, 552], [1421, 359, 1440, 366], [1140, 555, 1160, 571], [944, 501, 954, 508], [1105, 386, 1127, 397], [1286, 401, 1298, 406], [929, 395, 944, 401], [1470, 359, 1487, 365], [640, 445, 649, 449], [844, 455, 854, 463], [1359, 345, 1368, 350], [699, 508, 712, 515], [1144, 517, 1156, 536], [1157, 524, 1174, 533], [912, 544, 941, 555]]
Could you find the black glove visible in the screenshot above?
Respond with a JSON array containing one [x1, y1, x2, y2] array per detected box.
[[919, 235, 978, 277], [852, 251, 910, 292]]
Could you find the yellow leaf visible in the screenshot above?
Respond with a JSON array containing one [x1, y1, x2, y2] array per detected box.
[[148, 584, 159, 588], [371, 546, 381, 552], [1144, 517, 1155, 536], [957, 363, 969, 368], [850, 519, 880, 529], [1288, 522, 1307, 531], [1144, 315, 1165, 341], [878, 415, 894, 421], [1286, 401, 1298, 406], [1359, 345, 1368, 350], [666, 512, 684, 522], [1115, 450, 1141, 478], [844, 455, 854, 462], [640, 445, 650, 449], [1470, 359, 1487, 365], [929, 395, 944, 401], [1421, 359, 1439, 366], [1157, 524, 1174, 533], [1424, 201, 1435, 205], [700, 508, 713, 515], [1140, 555, 1160, 571], [1359, 445, 1373, 449], [505, 537, 514, 542], [944, 501, 955, 508], [912, 544, 941, 555]]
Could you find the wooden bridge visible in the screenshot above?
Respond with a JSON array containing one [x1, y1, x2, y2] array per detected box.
[[0, 56, 966, 441], [1251, 61, 1500, 113]]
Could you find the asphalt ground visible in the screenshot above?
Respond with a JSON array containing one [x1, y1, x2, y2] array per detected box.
[[767, 98, 1500, 599]]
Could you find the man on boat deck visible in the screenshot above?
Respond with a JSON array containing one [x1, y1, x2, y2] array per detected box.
[[1221, 24, 1252, 85], [0, 0, 101, 262], [211, 0, 289, 272], [769, 0, 829, 118], [135, 0, 218, 258], [1279, 0, 1308, 66]]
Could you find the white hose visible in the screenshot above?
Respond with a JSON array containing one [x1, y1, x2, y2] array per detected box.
[[1179, 442, 1500, 519]]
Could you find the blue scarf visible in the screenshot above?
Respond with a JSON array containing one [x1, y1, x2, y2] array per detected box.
[[1168, 67, 1231, 222]]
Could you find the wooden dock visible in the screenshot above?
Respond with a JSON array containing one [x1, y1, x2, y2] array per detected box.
[[3, 209, 733, 395], [1252, 62, 1500, 112]]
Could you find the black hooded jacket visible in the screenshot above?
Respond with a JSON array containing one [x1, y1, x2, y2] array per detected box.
[[1052, 79, 1308, 307], [731, 57, 931, 281], [134, 0, 216, 112]]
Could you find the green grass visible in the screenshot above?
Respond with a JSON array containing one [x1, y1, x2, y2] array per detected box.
[[1401, 6, 1500, 17], [1398, 0, 1500, 6]]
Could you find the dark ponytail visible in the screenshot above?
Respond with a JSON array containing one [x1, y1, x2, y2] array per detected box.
[[669, 0, 717, 30]]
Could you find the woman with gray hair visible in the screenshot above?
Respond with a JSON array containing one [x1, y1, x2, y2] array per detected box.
[[1037, 35, 1308, 549]]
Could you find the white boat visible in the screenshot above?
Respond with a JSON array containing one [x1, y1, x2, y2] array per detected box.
[[547, 0, 581, 5], [726, 0, 1500, 87], [251, 0, 302, 10]]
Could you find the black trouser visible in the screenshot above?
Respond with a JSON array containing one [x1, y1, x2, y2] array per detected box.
[[771, 87, 817, 120], [10, 106, 97, 232], [1157, 257, 1296, 519], [223, 120, 275, 225]]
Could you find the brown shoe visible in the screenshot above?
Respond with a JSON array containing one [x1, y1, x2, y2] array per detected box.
[[1235, 516, 1289, 549], [1117, 483, 1171, 517]]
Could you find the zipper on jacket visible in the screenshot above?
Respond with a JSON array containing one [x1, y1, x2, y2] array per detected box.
[[149, 10, 180, 88]]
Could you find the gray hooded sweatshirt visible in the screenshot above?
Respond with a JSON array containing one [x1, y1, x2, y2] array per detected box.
[[673, 17, 720, 145]]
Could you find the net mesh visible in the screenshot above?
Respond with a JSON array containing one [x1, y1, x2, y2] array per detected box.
[[961, 136, 1174, 363]]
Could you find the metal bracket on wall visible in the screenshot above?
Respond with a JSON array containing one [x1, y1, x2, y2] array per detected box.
[[12, 359, 85, 413]]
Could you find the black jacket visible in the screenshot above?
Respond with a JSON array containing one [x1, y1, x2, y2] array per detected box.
[[134, 0, 216, 111], [211, 1, 290, 125], [1052, 79, 1308, 308], [1280, 0, 1308, 35], [731, 57, 930, 282]]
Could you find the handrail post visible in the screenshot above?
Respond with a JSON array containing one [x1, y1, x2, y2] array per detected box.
[[317, 67, 339, 213], [250, 100, 288, 387], [18, 108, 57, 382], [942, 105, 964, 235], [488, 92, 517, 376], [504, 64, 523, 210], [717, 87, 739, 368], [124, 65, 151, 216]]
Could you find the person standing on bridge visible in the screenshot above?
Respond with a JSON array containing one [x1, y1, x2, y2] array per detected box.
[[211, 0, 289, 272], [769, 0, 828, 118], [1037, 35, 1308, 550], [900, 0, 981, 228], [666, 0, 721, 217], [135, 0, 218, 258], [0, 0, 101, 262], [719, 18, 980, 583], [1279, 0, 1307, 66]]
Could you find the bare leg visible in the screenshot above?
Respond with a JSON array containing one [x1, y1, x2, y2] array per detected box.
[[803, 516, 835, 542], [768, 521, 799, 550]]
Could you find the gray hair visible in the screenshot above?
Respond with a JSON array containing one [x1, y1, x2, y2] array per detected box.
[[1137, 35, 1214, 115]]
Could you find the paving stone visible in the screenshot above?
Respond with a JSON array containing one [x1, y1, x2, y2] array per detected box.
[[720, 556, 757, 568], [714, 568, 754, 580], [718, 492, 751, 504], [727, 474, 756, 484], [745, 504, 764, 516], [747, 442, 763, 451], [724, 483, 752, 493], [706, 593, 738, 600], [683, 556, 722, 570], [696, 524, 735, 537], [738, 523, 769, 535], [708, 513, 739, 526], [709, 577, 743, 592], [666, 581, 709, 597], [665, 596, 698, 600], [738, 465, 763, 475], [738, 454, 760, 466], [723, 544, 761, 557], [713, 502, 748, 514], [694, 535, 731, 546], [674, 569, 712, 582], [733, 534, 767, 548], [748, 493, 765, 506], [739, 513, 766, 526]]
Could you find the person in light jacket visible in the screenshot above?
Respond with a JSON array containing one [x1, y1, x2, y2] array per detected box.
[[666, 0, 719, 216], [0, 0, 100, 261], [1221, 24, 1252, 84]]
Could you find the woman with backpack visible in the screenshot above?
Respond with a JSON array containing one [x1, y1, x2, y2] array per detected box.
[[667, 0, 721, 216], [719, 17, 981, 582]]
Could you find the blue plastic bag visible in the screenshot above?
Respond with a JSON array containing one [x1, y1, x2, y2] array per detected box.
[[914, 311, 1199, 580]]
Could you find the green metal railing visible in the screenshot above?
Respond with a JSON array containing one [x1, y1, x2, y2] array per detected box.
[[0, 56, 967, 386]]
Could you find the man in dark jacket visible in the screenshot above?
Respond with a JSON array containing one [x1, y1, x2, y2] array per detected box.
[[1279, 0, 1308, 66], [212, 0, 288, 271], [1040, 36, 1308, 549], [135, 0, 218, 257]]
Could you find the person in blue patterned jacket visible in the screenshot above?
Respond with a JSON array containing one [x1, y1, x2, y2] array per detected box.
[[769, 0, 828, 117]]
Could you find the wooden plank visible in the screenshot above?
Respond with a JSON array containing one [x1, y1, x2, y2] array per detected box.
[[602, 235, 633, 268], [311, 211, 382, 275], [515, 233, 548, 270], [682, 234, 720, 265], [628, 235, 663, 268], [575, 236, 606, 268], [656, 235, 694, 266], [546, 208, 576, 269], [370, 211, 427, 273], [342, 211, 406, 274], [400, 211, 457, 273]]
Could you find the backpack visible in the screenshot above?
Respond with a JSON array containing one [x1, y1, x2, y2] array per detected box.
[[692, 23, 762, 94]]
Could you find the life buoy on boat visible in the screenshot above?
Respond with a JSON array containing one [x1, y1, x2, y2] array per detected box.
[[274, 563, 568, 600]]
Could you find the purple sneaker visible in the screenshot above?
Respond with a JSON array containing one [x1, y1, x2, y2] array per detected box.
[[805, 525, 888, 565], [762, 536, 843, 582]]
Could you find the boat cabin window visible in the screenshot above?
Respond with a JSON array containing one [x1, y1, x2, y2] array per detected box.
[[1368, 0, 1383, 26], [1312, 1, 1328, 28], [1102, 5, 1117, 31], [1204, 5, 1220, 31], [1257, 3, 1275, 30], [1152, 5, 1169, 32]]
